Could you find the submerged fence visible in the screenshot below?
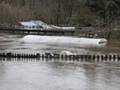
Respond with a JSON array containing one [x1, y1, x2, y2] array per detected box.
[[0, 52, 120, 62]]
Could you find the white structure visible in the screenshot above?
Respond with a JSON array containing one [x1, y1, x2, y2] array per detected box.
[[60, 50, 75, 55], [20, 20, 75, 30], [20, 20, 52, 30], [21, 35, 107, 47]]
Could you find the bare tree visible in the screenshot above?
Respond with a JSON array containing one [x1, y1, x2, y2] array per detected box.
[[105, 0, 119, 40]]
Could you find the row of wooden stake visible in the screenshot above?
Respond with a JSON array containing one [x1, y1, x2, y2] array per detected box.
[[0, 52, 120, 62]]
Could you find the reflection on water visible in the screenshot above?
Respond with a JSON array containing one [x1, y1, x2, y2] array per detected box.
[[0, 61, 120, 90]]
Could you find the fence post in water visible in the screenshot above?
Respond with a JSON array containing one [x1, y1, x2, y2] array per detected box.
[[32, 53, 34, 58], [76, 55, 79, 61], [70, 55, 73, 61], [7, 52, 12, 58], [36, 53, 40, 60], [104, 55, 107, 62], [33, 53, 36, 58], [109, 54, 112, 61], [72, 55, 75, 61], [73, 55, 77, 61], [60, 54, 64, 60], [31, 54, 34, 58], [21, 53, 23, 58], [96, 55, 100, 62], [84, 55, 87, 61], [28, 54, 31, 59], [14, 53, 16, 58], [101, 55, 104, 62], [113, 54, 116, 61], [87, 55, 90, 62], [45, 53, 52, 60], [80, 55, 84, 62], [117, 55, 120, 61], [68, 55, 71, 61], [92, 55, 96, 62], [2, 53, 6, 58], [41, 54, 45, 59], [87, 55, 91, 62], [64, 55, 67, 61], [24, 54, 27, 58]]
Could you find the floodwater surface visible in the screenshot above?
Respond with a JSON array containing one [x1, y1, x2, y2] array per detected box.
[[0, 33, 120, 54], [0, 61, 120, 90], [0, 33, 120, 90]]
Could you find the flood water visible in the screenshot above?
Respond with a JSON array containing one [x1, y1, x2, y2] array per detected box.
[[0, 61, 120, 90], [0, 33, 93, 54], [0, 33, 120, 90]]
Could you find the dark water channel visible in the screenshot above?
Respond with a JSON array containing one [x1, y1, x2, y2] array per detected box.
[[0, 33, 120, 90]]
